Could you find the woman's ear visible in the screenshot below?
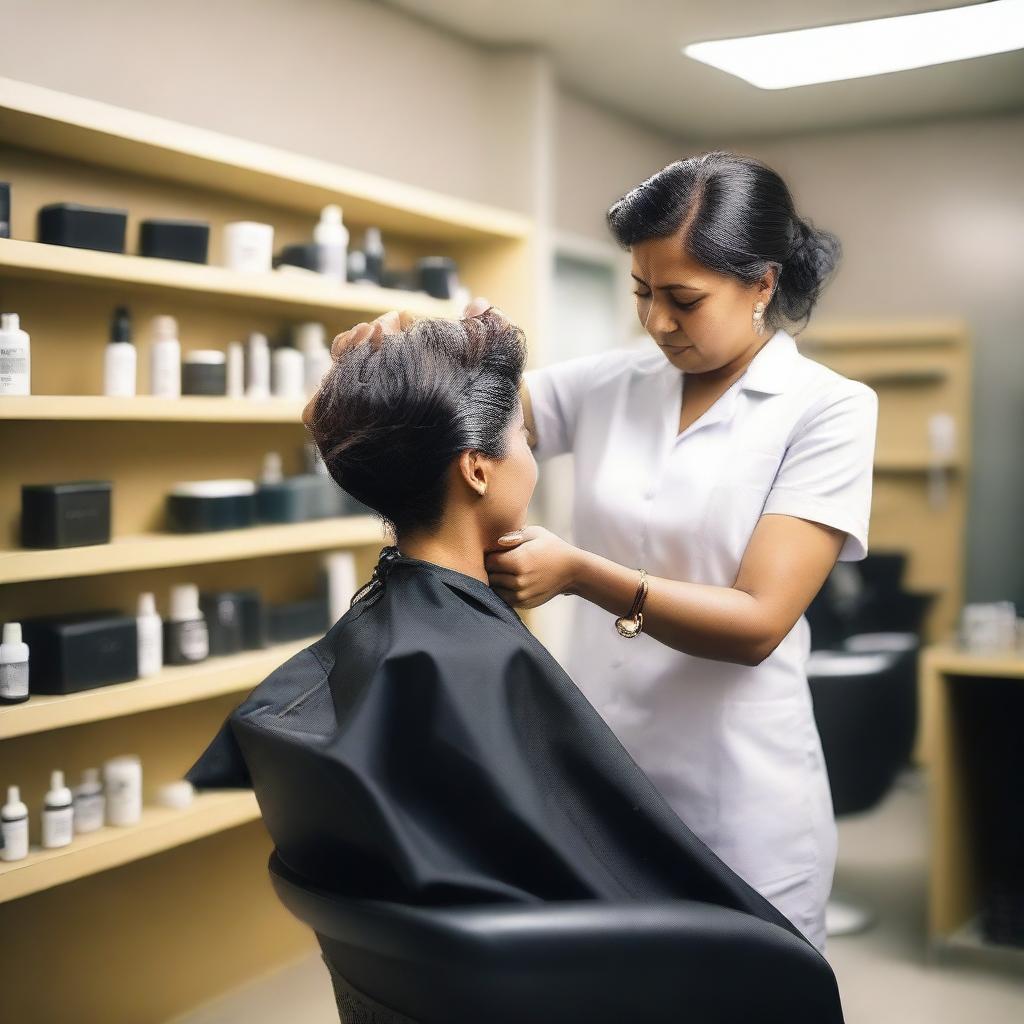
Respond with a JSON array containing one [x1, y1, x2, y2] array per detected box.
[[457, 450, 489, 498]]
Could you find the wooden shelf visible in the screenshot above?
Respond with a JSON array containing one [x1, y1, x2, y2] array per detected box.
[[859, 369, 948, 387], [0, 238, 458, 319], [0, 76, 530, 242], [0, 790, 260, 904], [0, 395, 310, 423], [0, 515, 387, 584], [800, 319, 967, 348], [0, 638, 315, 739], [874, 453, 963, 473], [922, 646, 1024, 680]]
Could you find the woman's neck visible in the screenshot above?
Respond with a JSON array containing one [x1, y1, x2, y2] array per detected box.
[[394, 530, 490, 586]]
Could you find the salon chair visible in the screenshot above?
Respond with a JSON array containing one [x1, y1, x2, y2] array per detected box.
[[806, 552, 934, 651], [808, 642, 919, 935], [268, 850, 843, 1024]]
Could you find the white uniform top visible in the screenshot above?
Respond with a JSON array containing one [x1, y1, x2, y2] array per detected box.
[[523, 328, 878, 949]]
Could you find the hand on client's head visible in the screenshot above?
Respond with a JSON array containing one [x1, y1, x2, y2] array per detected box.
[[304, 298, 515, 427], [329, 310, 420, 359]]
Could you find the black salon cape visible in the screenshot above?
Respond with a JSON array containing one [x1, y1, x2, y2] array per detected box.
[[186, 550, 842, 1014]]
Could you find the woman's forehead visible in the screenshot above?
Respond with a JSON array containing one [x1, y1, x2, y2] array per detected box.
[[631, 239, 711, 287]]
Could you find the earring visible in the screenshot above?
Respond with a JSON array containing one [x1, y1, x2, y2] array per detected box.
[[752, 301, 767, 335]]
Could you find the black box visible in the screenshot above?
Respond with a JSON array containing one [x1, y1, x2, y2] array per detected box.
[[274, 242, 321, 272], [200, 591, 245, 657], [37, 203, 127, 254], [236, 589, 268, 650], [21, 611, 138, 694], [200, 588, 268, 654], [166, 483, 257, 532], [21, 481, 112, 549], [267, 598, 329, 644], [139, 218, 210, 264]]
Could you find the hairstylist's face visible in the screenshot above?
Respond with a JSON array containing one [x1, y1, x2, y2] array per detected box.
[[630, 229, 776, 375], [461, 397, 537, 546]]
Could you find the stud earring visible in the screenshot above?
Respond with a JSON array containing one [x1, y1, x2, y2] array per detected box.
[[752, 301, 767, 335]]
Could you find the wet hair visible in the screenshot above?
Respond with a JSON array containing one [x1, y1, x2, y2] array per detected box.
[[305, 311, 527, 537], [606, 151, 841, 332]]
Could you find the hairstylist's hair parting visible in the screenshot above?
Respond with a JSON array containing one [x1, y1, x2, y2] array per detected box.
[[608, 151, 841, 332]]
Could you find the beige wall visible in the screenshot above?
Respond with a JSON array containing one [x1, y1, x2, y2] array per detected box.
[[731, 114, 1024, 606], [1, 0, 534, 211], [553, 89, 685, 243]]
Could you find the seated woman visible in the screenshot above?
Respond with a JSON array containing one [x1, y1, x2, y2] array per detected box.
[[185, 309, 842, 1015]]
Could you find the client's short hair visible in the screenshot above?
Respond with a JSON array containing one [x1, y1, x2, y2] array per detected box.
[[305, 311, 527, 536]]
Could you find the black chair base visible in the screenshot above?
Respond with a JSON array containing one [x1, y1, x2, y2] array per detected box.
[[322, 953, 420, 1024]]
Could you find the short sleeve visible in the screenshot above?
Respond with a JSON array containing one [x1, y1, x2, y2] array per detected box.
[[762, 383, 879, 561], [523, 348, 634, 462]]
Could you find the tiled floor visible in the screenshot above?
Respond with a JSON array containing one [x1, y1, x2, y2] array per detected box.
[[173, 771, 1024, 1023]]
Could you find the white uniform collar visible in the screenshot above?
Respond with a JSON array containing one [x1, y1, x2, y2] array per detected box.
[[740, 329, 798, 395]]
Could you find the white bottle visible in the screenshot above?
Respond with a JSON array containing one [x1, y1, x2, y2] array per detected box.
[[262, 451, 284, 485], [42, 770, 74, 849], [272, 345, 305, 399], [136, 592, 163, 678], [314, 204, 349, 284], [72, 768, 105, 834], [1, 786, 29, 862], [246, 332, 271, 399], [0, 313, 31, 396], [0, 621, 29, 705], [165, 584, 209, 664], [149, 315, 181, 398], [323, 551, 358, 625], [294, 322, 332, 397], [226, 341, 245, 398], [103, 756, 142, 827], [104, 306, 137, 397]]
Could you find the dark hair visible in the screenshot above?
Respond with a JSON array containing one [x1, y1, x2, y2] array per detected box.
[[606, 151, 841, 332], [305, 311, 527, 537]]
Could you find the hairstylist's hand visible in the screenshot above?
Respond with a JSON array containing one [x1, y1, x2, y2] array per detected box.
[[485, 525, 581, 609], [328, 297, 511, 359], [304, 299, 512, 426]]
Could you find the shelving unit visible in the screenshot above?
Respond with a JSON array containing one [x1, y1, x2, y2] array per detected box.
[[922, 646, 1024, 959], [0, 516, 384, 584], [0, 394, 308, 423], [0, 637, 315, 739], [0, 236, 458, 319], [0, 791, 260, 904], [801, 319, 971, 643], [0, 75, 536, 1024]]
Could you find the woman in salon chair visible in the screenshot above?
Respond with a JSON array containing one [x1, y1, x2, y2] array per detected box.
[[186, 310, 843, 1019]]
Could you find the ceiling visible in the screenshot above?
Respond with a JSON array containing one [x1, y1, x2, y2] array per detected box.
[[382, 0, 1024, 140]]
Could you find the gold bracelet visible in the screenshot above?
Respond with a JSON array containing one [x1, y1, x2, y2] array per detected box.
[[615, 568, 649, 638]]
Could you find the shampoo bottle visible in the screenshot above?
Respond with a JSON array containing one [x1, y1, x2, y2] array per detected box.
[[136, 592, 163, 677], [150, 315, 182, 398], [73, 768, 105, 834], [1, 786, 28, 862], [0, 313, 31, 396], [0, 621, 29, 705], [314, 205, 348, 284], [42, 770, 74, 849], [164, 584, 209, 665], [104, 305, 136, 397]]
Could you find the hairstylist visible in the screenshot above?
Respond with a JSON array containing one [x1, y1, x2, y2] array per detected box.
[[486, 151, 878, 951], [344, 152, 877, 950]]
